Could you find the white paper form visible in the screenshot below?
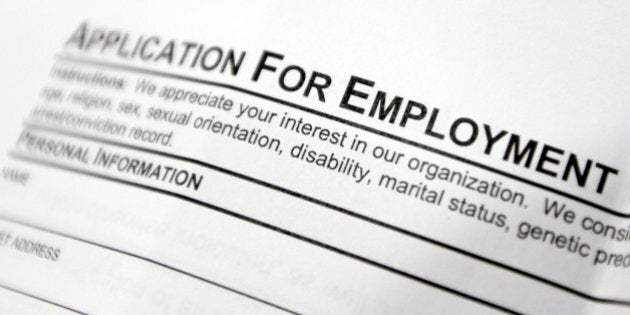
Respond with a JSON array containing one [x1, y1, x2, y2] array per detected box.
[[0, 1, 629, 314]]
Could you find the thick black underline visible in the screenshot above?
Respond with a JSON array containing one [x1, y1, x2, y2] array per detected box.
[[9, 152, 518, 315], [22, 122, 630, 306], [0, 210, 298, 314], [54, 53, 626, 218], [0, 283, 86, 314]]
